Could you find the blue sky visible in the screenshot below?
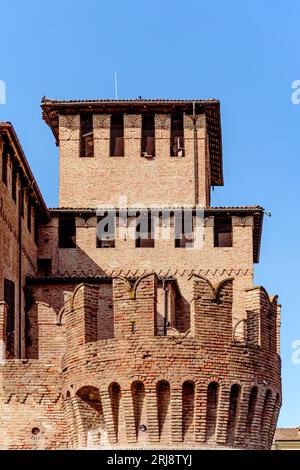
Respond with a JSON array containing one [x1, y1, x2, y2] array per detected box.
[[0, 0, 299, 427]]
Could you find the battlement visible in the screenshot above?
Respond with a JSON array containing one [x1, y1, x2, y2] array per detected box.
[[0, 272, 281, 449]]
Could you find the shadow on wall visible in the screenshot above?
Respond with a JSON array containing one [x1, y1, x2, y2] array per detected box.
[[63, 380, 281, 449]]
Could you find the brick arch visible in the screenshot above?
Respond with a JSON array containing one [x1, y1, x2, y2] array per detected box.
[[245, 385, 258, 440], [75, 385, 107, 449], [190, 274, 234, 301], [232, 319, 246, 342], [108, 382, 122, 441], [268, 392, 281, 448], [69, 283, 86, 311], [112, 275, 133, 288], [56, 306, 66, 326], [133, 272, 159, 299], [131, 381, 146, 439], [182, 380, 195, 442], [189, 274, 215, 299], [85, 216, 97, 227], [203, 376, 222, 386], [260, 389, 273, 441], [205, 381, 220, 442], [179, 376, 200, 387], [248, 285, 278, 310], [214, 278, 234, 300], [75, 216, 86, 227], [156, 380, 171, 441], [73, 379, 102, 395], [226, 383, 242, 446]]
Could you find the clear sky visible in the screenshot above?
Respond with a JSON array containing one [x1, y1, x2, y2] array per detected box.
[[0, 0, 299, 427]]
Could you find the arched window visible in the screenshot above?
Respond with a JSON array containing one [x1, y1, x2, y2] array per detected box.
[[205, 382, 219, 441], [76, 386, 105, 448], [131, 381, 146, 438], [226, 384, 241, 445], [260, 389, 272, 440], [182, 381, 195, 441], [245, 386, 258, 436], [109, 382, 121, 440], [156, 381, 171, 440]]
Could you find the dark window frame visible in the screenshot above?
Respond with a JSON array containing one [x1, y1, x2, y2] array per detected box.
[[141, 114, 155, 157], [80, 114, 94, 157], [175, 210, 194, 248], [136, 211, 155, 248], [4, 279, 15, 357], [170, 113, 184, 157], [110, 114, 124, 157], [37, 258, 52, 276], [96, 212, 116, 248], [58, 216, 76, 248], [11, 163, 17, 202], [214, 215, 233, 247], [2, 145, 8, 186], [27, 197, 31, 233]]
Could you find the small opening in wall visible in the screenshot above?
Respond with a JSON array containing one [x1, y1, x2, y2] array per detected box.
[[31, 427, 40, 436], [214, 215, 232, 247], [37, 258, 52, 277], [170, 114, 184, 157], [110, 114, 124, 156], [59, 216, 76, 248], [141, 114, 155, 157], [80, 114, 94, 157]]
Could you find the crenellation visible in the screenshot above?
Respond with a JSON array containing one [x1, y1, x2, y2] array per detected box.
[[0, 99, 281, 449]]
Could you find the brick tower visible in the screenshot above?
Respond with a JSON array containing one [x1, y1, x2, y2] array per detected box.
[[0, 99, 281, 449]]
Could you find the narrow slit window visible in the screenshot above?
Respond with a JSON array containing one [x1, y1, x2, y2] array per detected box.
[[214, 215, 232, 247], [175, 210, 193, 248], [20, 185, 24, 218], [110, 114, 124, 156], [141, 114, 155, 156], [170, 114, 184, 157], [97, 212, 115, 248], [80, 114, 94, 157], [27, 197, 31, 233], [59, 216, 76, 248], [37, 258, 52, 276], [11, 164, 17, 202], [136, 211, 155, 248], [2, 145, 8, 185], [4, 279, 15, 357], [34, 208, 39, 245]]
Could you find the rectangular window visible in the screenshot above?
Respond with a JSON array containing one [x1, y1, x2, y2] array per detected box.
[[37, 258, 52, 276], [20, 186, 24, 218], [80, 114, 94, 157], [110, 114, 124, 156], [175, 210, 193, 248], [59, 216, 76, 248], [170, 114, 184, 157], [4, 279, 15, 357], [2, 147, 7, 185], [34, 209, 39, 245], [97, 212, 115, 248], [214, 215, 232, 247], [27, 197, 31, 233], [141, 114, 155, 156], [11, 164, 17, 202], [136, 211, 155, 248]]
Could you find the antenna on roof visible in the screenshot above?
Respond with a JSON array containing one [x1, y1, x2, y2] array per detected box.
[[114, 71, 118, 100]]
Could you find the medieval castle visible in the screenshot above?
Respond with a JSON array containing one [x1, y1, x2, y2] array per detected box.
[[0, 98, 281, 449]]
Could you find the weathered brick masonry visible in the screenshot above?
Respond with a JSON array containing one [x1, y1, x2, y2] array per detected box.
[[0, 99, 281, 449]]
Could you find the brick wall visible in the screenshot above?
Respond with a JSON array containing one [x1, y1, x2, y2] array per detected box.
[[58, 113, 210, 208]]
